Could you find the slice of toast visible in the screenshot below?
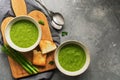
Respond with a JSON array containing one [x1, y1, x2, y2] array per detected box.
[[33, 50, 46, 66], [39, 40, 57, 54]]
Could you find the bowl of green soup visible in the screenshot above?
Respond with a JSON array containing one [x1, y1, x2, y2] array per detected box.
[[5, 16, 42, 52], [55, 41, 90, 76]]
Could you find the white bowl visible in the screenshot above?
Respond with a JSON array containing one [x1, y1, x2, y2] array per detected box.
[[5, 16, 42, 52], [55, 40, 90, 76]]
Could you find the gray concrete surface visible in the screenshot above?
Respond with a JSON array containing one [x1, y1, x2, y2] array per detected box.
[[0, 0, 120, 80]]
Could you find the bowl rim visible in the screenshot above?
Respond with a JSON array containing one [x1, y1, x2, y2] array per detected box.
[[54, 40, 90, 76], [5, 15, 42, 52]]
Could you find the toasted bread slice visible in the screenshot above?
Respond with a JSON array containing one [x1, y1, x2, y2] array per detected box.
[[39, 40, 57, 54], [33, 50, 46, 66]]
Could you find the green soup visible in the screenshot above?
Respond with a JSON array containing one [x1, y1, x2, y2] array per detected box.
[[58, 44, 86, 71], [10, 20, 38, 48]]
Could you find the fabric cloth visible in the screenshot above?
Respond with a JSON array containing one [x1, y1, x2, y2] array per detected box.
[[0, 0, 60, 80]]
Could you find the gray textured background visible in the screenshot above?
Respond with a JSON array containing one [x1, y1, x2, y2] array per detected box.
[[0, 0, 120, 80]]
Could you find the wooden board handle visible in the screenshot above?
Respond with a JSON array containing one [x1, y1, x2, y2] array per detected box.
[[11, 0, 27, 16]]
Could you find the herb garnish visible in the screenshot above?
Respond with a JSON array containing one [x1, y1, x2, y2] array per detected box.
[[49, 61, 55, 65], [38, 20, 45, 25], [62, 31, 68, 36]]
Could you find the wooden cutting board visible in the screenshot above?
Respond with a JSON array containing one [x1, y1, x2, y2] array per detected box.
[[0, 0, 56, 79]]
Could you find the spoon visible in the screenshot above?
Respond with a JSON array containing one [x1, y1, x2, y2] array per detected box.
[[35, 0, 64, 30]]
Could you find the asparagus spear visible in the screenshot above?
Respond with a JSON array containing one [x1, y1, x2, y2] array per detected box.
[[2, 45, 39, 74], [11, 47, 39, 72]]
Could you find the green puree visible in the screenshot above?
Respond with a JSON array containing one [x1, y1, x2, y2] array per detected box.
[[58, 44, 86, 71], [10, 20, 38, 48]]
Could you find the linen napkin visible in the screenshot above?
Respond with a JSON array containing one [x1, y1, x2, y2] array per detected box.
[[0, 0, 60, 80]]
